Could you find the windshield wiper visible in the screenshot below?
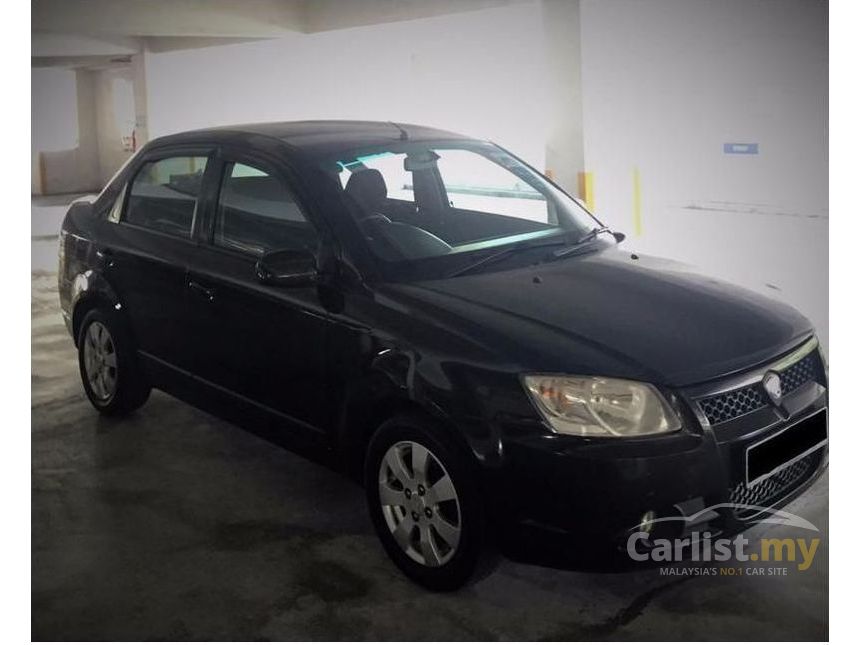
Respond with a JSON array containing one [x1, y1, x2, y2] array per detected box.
[[550, 226, 613, 259], [576, 226, 612, 245], [446, 237, 571, 278]]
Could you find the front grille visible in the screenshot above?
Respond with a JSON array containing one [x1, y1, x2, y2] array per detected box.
[[780, 354, 818, 396], [699, 386, 766, 425], [697, 348, 822, 426], [729, 451, 820, 518]]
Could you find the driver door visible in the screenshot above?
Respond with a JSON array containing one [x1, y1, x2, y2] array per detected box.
[[185, 152, 330, 434]]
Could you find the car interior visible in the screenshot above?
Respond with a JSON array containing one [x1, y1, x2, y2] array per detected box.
[[339, 150, 558, 261]]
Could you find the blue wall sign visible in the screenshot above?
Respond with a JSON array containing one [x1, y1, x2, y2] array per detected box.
[[723, 143, 759, 155]]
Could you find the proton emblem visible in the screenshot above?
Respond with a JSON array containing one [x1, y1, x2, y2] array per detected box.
[[762, 371, 783, 404]]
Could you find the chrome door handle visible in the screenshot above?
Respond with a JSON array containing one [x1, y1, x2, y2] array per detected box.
[[96, 247, 115, 268], [188, 280, 216, 303]]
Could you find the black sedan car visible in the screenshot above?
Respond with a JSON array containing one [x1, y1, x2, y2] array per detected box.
[[58, 121, 828, 590]]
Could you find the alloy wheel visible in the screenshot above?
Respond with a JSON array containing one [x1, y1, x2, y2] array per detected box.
[[378, 440, 461, 567], [83, 321, 117, 402]]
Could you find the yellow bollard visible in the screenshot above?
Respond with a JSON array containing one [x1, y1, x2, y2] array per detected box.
[[632, 167, 642, 237], [577, 171, 595, 212]]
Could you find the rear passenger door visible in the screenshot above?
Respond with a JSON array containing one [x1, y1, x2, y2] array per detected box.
[[97, 149, 215, 371], [185, 152, 330, 433]]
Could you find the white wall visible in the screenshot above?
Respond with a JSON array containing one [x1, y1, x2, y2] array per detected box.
[[580, 0, 828, 349], [145, 3, 550, 168], [581, 0, 827, 220]]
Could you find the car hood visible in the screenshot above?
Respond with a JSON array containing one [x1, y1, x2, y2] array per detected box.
[[382, 248, 813, 387]]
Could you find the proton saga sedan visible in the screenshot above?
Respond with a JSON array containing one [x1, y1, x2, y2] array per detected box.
[[58, 121, 828, 590]]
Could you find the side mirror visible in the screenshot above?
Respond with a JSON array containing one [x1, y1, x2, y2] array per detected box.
[[613, 231, 626, 243], [255, 249, 318, 287]]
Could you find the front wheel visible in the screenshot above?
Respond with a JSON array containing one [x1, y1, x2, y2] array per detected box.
[[364, 414, 492, 591]]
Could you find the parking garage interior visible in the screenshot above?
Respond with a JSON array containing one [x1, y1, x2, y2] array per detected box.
[[31, 0, 828, 640]]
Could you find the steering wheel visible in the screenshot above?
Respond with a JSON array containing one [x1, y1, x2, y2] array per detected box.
[[360, 213, 392, 227]]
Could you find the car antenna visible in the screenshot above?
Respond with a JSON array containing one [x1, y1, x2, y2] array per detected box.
[[389, 121, 409, 141]]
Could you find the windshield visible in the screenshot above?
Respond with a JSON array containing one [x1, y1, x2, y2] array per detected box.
[[322, 141, 602, 279]]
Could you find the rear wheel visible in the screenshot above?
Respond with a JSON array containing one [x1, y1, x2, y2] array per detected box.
[[365, 414, 491, 590], [78, 308, 150, 416]]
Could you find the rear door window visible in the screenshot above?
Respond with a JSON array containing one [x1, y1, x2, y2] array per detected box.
[[124, 156, 208, 237]]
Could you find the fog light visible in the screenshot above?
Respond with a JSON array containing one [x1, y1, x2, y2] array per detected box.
[[639, 510, 657, 534]]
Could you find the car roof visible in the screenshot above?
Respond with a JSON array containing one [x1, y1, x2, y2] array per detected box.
[[150, 120, 474, 158]]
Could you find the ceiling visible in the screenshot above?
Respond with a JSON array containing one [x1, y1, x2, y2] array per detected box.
[[32, 0, 530, 70]]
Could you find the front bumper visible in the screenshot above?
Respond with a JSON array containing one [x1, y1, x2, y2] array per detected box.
[[487, 339, 828, 570]]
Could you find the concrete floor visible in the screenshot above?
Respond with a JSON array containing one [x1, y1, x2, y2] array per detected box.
[[32, 197, 827, 640]]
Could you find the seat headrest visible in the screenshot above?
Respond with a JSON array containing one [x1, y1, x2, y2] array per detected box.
[[345, 168, 387, 210]]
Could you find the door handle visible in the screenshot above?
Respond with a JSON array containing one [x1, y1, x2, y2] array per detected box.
[[96, 247, 115, 268], [188, 280, 216, 303]]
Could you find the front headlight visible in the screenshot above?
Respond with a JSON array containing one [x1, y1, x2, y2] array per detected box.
[[522, 375, 682, 437]]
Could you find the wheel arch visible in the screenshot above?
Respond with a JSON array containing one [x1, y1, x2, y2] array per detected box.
[[335, 371, 478, 484], [69, 270, 129, 347]]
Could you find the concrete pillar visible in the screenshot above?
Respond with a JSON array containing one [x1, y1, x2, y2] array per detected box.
[[39, 70, 102, 194], [540, 0, 585, 198], [130, 52, 150, 147], [75, 70, 100, 179], [73, 70, 103, 191], [93, 67, 138, 184]]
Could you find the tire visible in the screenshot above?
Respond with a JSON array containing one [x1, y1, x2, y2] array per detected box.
[[364, 413, 492, 591], [77, 307, 150, 416]]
